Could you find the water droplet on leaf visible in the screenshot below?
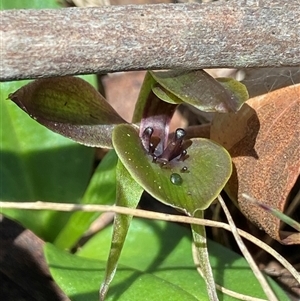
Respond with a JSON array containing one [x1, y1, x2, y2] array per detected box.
[[170, 173, 183, 185]]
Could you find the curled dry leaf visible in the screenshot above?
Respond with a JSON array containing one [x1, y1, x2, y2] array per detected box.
[[210, 83, 300, 244]]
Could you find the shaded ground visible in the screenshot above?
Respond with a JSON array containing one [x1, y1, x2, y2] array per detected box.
[[0, 216, 70, 301]]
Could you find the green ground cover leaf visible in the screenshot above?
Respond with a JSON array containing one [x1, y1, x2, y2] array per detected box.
[[45, 219, 288, 301], [1, 0, 60, 9], [1, 0, 105, 243], [54, 150, 118, 250], [1, 81, 95, 241]]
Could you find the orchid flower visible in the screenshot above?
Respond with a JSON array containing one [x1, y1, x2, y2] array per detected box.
[[9, 70, 248, 301]]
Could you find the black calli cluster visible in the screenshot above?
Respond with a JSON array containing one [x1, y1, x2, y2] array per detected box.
[[141, 126, 190, 173]]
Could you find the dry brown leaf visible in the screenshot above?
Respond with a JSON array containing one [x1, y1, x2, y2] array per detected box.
[[210, 83, 300, 244]]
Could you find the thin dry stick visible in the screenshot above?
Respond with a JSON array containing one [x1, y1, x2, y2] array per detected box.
[[218, 195, 279, 301], [1, 0, 300, 81], [213, 284, 265, 301], [0, 201, 299, 283]]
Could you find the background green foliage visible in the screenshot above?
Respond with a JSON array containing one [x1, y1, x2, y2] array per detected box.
[[0, 1, 289, 300]]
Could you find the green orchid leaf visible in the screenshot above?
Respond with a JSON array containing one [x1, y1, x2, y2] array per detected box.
[[100, 160, 144, 300], [8, 76, 126, 148], [112, 124, 232, 215], [45, 219, 288, 301], [216, 77, 249, 111], [152, 84, 183, 105], [54, 150, 118, 250], [0, 81, 95, 241], [150, 70, 248, 113]]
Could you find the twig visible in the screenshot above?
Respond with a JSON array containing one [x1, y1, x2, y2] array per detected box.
[[218, 195, 279, 301], [1, 1, 300, 81], [1, 200, 299, 284]]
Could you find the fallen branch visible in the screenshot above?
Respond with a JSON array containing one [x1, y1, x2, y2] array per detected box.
[[1, 1, 299, 81]]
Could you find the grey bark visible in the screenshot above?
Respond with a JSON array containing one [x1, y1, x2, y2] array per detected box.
[[1, 1, 299, 81]]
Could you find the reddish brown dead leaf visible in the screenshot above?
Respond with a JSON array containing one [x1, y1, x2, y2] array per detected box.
[[211, 83, 300, 244]]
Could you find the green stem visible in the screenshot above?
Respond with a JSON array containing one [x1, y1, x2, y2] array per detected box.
[[191, 210, 219, 301]]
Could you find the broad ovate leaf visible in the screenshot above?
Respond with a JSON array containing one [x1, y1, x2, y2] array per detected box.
[[112, 124, 232, 215], [1, 81, 95, 241], [8, 76, 126, 148], [150, 70, 248, 113]]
